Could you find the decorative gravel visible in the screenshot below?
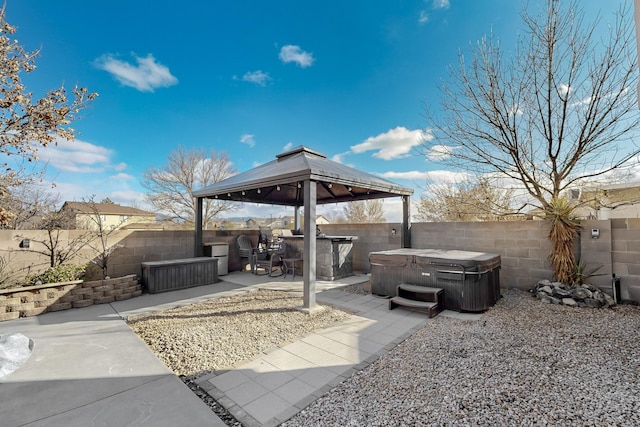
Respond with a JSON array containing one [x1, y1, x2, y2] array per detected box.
[[128, 288, 350, 378], [283, 289, 640, 426]]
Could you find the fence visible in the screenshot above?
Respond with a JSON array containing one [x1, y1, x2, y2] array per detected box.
[[2, 220, 639, 300]]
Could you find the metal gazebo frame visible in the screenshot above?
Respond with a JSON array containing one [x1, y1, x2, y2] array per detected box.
[[193, 146, 414, 310]]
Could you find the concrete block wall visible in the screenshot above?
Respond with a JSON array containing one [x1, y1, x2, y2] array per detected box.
[[610, 219, 640, 301], [3, 221, 639, 297], [412, 221, 554, 290]]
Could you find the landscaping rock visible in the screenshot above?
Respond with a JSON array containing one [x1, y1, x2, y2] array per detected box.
[[530, 280, 615, 309]]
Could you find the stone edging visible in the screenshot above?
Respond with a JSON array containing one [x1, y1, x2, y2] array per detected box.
[[0, 275, 141, 321]]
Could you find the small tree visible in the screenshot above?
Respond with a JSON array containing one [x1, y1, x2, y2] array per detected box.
[[142, 146, 235, 229], [21, 210, 89, 268], [343, 200, 386, 223], [416, 177, 516, 222], [77, 196, 124, 279], [0, 7, 96, 226], [419, 0, 640, 282]]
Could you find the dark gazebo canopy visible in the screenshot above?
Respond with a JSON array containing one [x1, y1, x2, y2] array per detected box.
[[193, 146, 413, 311], [192, 145, 413, 205]]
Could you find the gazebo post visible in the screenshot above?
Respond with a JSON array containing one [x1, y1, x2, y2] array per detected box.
[[301, 179, 318, 311], [402, 195, 411, 249], [194, 196, 204, 257]]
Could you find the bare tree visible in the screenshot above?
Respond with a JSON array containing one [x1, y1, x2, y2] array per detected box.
[[20, 210, 89, 268], [77, 196, 124, 279], [142, 146, 235, 229], [419, 0, 640, 282], [416, 177, 516, 222], [343, 200, 386, 223], [0, 7, 96, 226]]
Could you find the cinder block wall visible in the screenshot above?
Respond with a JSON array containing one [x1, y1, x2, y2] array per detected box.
[[3, 221, 639, 296], [609, 219, 640, 301], [323, 221, 554, 290], [1, 229, 258, 281]]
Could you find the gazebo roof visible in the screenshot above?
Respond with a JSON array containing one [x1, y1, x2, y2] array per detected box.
[[192, 146, 413, 206]]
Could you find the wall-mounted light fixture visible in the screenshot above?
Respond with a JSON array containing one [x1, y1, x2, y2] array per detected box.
[[347, 186, 352, 192], [297, 182, 301, 188], [391, 228, 397, 236], [591, 228, 600, 239], [257, 188, 261, 194], [242, 191, 246, 196], [20, 238, 30, 248], [276, 185, 281, 191]]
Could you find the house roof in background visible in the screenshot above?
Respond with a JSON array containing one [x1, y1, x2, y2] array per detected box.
[[61, 202, 155, 216]]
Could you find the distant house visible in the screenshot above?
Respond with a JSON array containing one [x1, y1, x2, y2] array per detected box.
[[59, 202, 157, 231], [316, 215, 330, 225], [570, 182, 640, 219]]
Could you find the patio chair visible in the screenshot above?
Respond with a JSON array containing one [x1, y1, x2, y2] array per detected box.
[[252, 240, 287, 276], [237, 234, 253, 270]]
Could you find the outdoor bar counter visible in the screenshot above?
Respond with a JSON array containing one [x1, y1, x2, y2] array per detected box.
[[280, 235, 355, 281]]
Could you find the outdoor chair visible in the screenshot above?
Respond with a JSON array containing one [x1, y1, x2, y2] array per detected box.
[[237, 234, 253, 270], [252, 240, 287, 276]]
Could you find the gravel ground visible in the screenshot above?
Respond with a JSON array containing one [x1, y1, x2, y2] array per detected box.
[[128, 288, 350, 377], [129, 287, 640, 426], [283, 289, 640, 427]]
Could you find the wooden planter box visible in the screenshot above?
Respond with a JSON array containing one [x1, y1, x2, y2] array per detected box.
[[141, 257, 218, 294]]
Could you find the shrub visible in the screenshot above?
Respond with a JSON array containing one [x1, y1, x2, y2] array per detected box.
[[25, 263, 88, 286]]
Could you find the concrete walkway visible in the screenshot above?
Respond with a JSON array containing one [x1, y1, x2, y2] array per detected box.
[[0, 272, 480, 427]]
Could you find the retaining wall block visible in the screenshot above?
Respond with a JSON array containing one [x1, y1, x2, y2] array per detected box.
[[0, 312, 20, 321], [105, 288, 124, 297], [93, 295, 115, 304], [21, 306, 48, 317], [48, 302, 73, 312], [73, 299, 93, 308], [115, 293, 132, 301]]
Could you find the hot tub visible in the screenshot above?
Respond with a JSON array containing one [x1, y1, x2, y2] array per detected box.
[[369, 248, 501, 312]]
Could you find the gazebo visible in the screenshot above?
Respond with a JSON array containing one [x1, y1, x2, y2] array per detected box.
[[192, 146, 413, 311]]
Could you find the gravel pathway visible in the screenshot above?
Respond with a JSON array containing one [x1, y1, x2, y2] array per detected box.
[[284, 289, 640, 426]]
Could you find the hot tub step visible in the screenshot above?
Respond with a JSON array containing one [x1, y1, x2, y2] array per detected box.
[[389, 284, 444, 318], [389, 297, 442, 317]]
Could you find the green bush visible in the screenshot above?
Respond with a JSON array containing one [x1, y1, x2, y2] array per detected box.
[[25, 264, 88, 286]]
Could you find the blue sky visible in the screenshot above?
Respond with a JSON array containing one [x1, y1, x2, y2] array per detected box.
[[4, 0, 627, 221]]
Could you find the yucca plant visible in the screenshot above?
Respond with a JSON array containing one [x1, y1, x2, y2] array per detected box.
[[545, 197, 581, 285]]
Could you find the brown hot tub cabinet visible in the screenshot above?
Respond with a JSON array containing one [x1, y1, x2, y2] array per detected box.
[[369, 249, 501, 312]]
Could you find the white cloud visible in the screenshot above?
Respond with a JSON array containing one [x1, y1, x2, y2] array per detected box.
[[418, 10, 429, 25], [107, 190, 151, 209], [114, 162, 127, 172], [110, 172, 135, 180], [95, 53, 178, 92], [351, 127, 428, 160], [426, 144, 453, 161], [283, 142, 294, 151], [240, 134, 256, 147], [379, 169, 467, 183], [38, 137, 112, 173], [279, 45, 314, 68], [242, 70, 271, 86], [433, 0, 450, 9], [331, 151, 350, 164]]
